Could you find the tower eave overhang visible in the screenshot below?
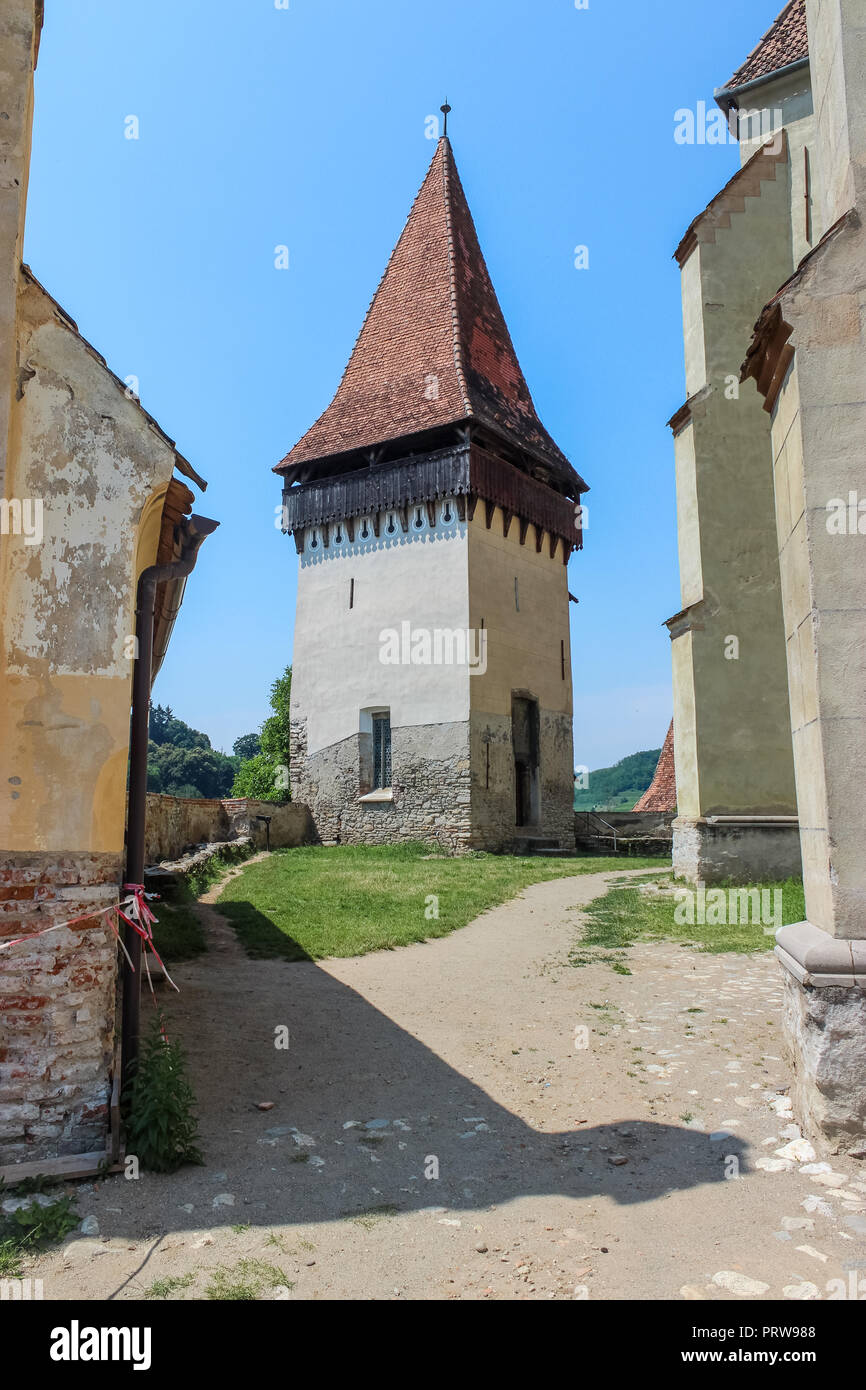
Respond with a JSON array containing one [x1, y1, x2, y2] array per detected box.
[[275, 418, 588, 500], [280, 439, 585, 561], [714, 56, 810, 115]]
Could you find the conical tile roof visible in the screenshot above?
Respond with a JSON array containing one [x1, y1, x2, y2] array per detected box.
[[277, 138, 583, 496]]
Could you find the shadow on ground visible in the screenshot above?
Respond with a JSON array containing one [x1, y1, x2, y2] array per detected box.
[[98, 899, 751, 1244]]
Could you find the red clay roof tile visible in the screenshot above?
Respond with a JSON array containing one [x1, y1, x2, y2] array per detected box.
[[721, 0, 808, 95], [277, 139, 581, 495], [633, 721, 677, 813]]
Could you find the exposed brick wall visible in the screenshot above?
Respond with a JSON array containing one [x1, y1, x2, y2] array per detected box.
[[0, 852, 120, 1166], [143, 794, 227, 863]]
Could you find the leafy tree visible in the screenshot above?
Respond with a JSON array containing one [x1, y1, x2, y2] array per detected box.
[[148, 704, 174, 743], [573, 748, 663, 812], [231, 753, 285, 800], [149, 704, 211, 750], [233, 732, 261, 760], [260, 667, 291, 769], [148, 744, 237, 799], [146, 705, 235, 798], [231, 666, 291, 802], [168, 783, 203, 800]]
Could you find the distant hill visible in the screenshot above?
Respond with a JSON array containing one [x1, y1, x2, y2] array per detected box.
[[574, 748, 662, 812]]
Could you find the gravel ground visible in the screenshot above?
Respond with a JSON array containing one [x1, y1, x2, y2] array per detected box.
[[25, 866, 866, 1301]]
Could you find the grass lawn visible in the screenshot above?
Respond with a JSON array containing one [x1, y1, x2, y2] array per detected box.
[[151, 896, 208, 964], [570, 875, 805, 974], [214, 842, 670, 961]]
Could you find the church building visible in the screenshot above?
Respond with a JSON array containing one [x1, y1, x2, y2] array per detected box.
[[277, 133, 587, 851], [668, 0, 866, 1146]]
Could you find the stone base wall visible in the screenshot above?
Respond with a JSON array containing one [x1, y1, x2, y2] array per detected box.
[[292, 709, 574, 854], [144, 794, 312, 862], [0, 852, 121, 1166], [144, 795, 227, 863], [219, 799, 313, 851], [469, 710, 575, 851], [780, 970, 866, 1152], [673, 818, 802, 884], [291, 717, 472, 852]]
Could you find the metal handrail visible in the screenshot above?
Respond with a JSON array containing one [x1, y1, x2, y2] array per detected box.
[[591, 813, 618, 854], [576, 810, 619, 854]]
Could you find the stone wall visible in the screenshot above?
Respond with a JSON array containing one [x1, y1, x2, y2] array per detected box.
[[672, 818, 802, 885], [575, 811, 676, 838], [293, 710, 575, 854], [144, 794, 312, 863], [0, 852, 120, 1167], [144, 795, 226, 863], [470, 709, 575, 851], [291, 716, 472, 852], [220, 799, 313, 851], [781, 972, 866, 1152]]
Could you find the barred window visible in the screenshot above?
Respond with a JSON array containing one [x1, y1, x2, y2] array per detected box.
[[372, 713, 392, 790]]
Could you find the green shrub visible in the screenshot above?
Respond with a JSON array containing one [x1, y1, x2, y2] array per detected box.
[[125, 1012, 203, 1172]]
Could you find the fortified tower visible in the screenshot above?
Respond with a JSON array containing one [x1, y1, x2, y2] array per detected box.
[[278, 135, 587, 851]]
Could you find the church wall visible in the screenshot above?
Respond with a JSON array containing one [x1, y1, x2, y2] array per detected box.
[[766, 6, 866, 1137], [807, 0, 866, 229], [670, 138, 802, 880], [670, 625, 700, 820], [738, 68, 821, 264]]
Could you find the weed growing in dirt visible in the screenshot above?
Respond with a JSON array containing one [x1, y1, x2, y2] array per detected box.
[[0, 1183, 79, 1275], [125, 1012, 203, 1173], [345, 1204, 400, 1229], [205, 1259, 289, 1300], [144, 1273, 195, 1300]]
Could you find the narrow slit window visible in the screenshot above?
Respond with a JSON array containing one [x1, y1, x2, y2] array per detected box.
[[349, 577, 354, 609], [372, 713, 392, 789], [561, 639, 566, 680]]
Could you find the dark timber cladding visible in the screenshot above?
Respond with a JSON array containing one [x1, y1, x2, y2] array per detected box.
[[282, 442, 582, 560]]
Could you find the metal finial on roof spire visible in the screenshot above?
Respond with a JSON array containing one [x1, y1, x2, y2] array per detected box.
[[440, 101, 451, 137]]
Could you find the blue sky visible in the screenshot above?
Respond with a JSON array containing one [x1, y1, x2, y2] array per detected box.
[[25, 0, 785, 769]]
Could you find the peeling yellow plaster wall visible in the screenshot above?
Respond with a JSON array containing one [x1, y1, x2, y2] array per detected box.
[[0, 276, 178, 854]]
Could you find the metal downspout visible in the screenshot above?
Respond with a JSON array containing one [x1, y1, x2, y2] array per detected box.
[[121, 513, 219, 1096]]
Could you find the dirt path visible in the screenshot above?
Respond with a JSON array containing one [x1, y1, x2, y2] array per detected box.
[[28, 867, 866, 1301], [190, 851, 269, 961]]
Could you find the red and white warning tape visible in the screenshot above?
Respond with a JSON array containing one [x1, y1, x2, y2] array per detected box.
[[0, 883, 179, 995]]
